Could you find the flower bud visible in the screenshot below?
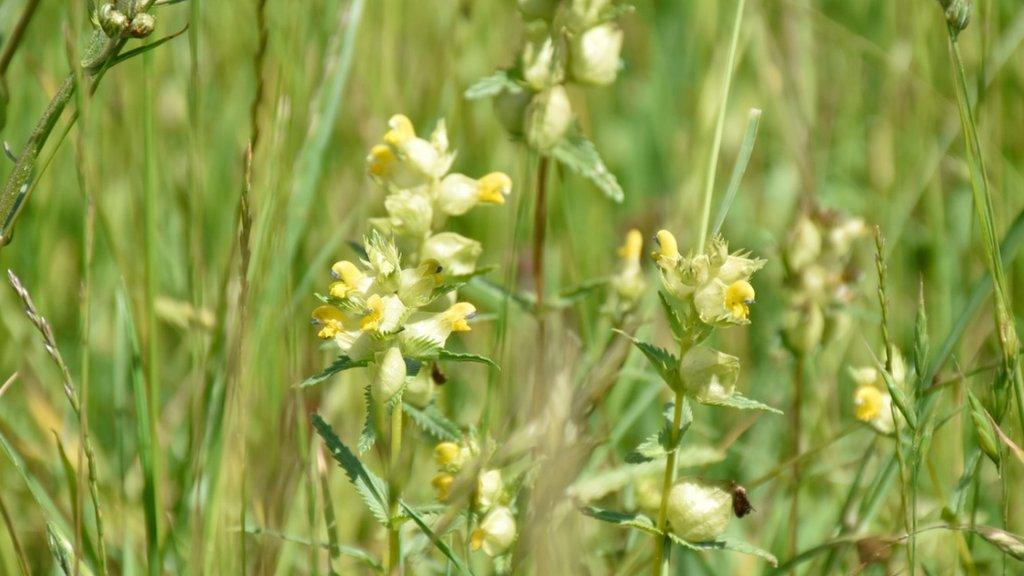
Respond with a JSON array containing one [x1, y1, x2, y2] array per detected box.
[[785, 215, 821, 273], [98, 4, 129, 38], [521, 32, 566, 90], [525, 86, 572, 150], [782, 303, 824, 355], [666, 478, 732, 542], [129, 13, 156, 39], [432, 473, 455, 501], [421, 232, 482, 276], [471, 506, 517, 557], [569, 24, 624, 86], [372, 346, 407, 403], [382, 190, 433, 238], [403, 363, 436, 407], [476, 469, 504, 511], [680, 346, 739, 402], [434, 442, 467, 472]]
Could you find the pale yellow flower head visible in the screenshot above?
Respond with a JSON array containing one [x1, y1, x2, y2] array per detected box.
[[471, 506, 517, 557], [854, 385, 885, 422], [652, 230, 680, 268], [311, 305, 346, 340], [432, 473, 455, 501], [329, 260, 370, 299], [443, 302, 476, 332], [384, 114, 416, 147], [618, 229, 643, 262], [724, 280, 756, 321], [360, 294, 406, 334]]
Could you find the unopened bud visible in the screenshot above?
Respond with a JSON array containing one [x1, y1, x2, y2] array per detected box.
[[129, 13, 156, 39], [525, 86, 572, 150], [98, 4, 129, 38], [569, 24, 624, 86]]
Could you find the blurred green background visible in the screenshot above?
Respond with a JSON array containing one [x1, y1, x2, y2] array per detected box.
[[0, 0, 1023, 573]]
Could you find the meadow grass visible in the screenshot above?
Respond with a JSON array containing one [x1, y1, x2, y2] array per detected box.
[[1, 0, 1024, 574]]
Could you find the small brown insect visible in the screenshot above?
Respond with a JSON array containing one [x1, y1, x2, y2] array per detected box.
[[431, 364, 448, 385], [730, 483, 754, 518]]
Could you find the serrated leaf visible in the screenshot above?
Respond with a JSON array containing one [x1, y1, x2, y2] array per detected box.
[[436, 348, 500, 370], [668, 533, 778, 567], [399, 501, 475, 575], [548, 134, 624, 203], [404, 402, 463, 442], [402, 334, 442, 360], [700, 393, 782, 414], [617, 331, 681, 391], [312, 414, 391, 526], [626, 407, 692, 464], [580, 507, 661, 536], [464, 70, 521, 100], [301, 356, 371, 388], [658, 291, 685, 341], [358, 385, 377, 454]]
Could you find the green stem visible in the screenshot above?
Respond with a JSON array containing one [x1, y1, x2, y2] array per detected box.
[[696, 0, 747, 252], [651, 388, 685, 576], [947, 27, 1024, 441], [531, 155, 551, 415], [386, 403, 404, 575]]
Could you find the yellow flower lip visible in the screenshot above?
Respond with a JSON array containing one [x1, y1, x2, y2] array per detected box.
[[651, 229, 679, 263], [367, 144, 396, 177], [470, 528, 486, 551], [854, 385, 885, 422], [724, 279, 756, 320], [384, 114, 416, 147], [432, 473, 455, 501], [434, 442, 462, 469], [311, 305, 346, 339], [361, 294, 385, 332], [477, 172, 512, 205], [444, 302, 476, 332], [618, 229, 643, 261]]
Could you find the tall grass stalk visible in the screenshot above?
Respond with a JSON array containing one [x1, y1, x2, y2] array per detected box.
[[530, 155, 551, 414], [944, 21, 1024, 441], [5, 271, 108, 575]]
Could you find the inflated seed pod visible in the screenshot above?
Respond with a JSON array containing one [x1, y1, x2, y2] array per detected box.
[[129, 13, 156, 39], [98, 4, 129, 38]]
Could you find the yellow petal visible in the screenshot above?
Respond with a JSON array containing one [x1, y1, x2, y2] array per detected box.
[[311, 305, 346, 339], [652, 230, 679, 265], [443, 302, 476, 332], [617, 229, 643, 261], [361, 294, 385, 332], [384, 114, 416, 147], [476, 172, 512, 205], [854, 386, 885, 422], [724, 280, 755, 320], [367, 144, 396, 177]]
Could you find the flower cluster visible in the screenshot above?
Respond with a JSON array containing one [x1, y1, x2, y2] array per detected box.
[[607, 230, 773, 548], [485, 0, 627, 150], [432, 441, 518, 558], [850, 351, 907, 435], [781, 208, 868, 355], [310, 232, 478, 406], [365, 114, 513, 275], [653, 232, 766, 328]]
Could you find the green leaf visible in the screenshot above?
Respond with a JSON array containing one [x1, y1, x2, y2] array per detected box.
[[436, 348, 500, 370], [358, 385, 377, 454], [312, 414, 391, 526], [668, 533, 778, 567], [913, 282, 930, 390], [966, 390, 1000, 468], [399, 502, 475, 575], [700, 392, 782, 414], [404, 403, 463, 442], [560, 276, 611, 300], [548, 133, 624, 203], [580, 507, 661, 536], [301, 356, 371, 388], [464, 70, 521, 100], [658, 292, 685, 341], [402, 334, 442, 360], [616, 331, 681, 391], [625, 404, 692, 463], [880, 369, 917, 430]]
